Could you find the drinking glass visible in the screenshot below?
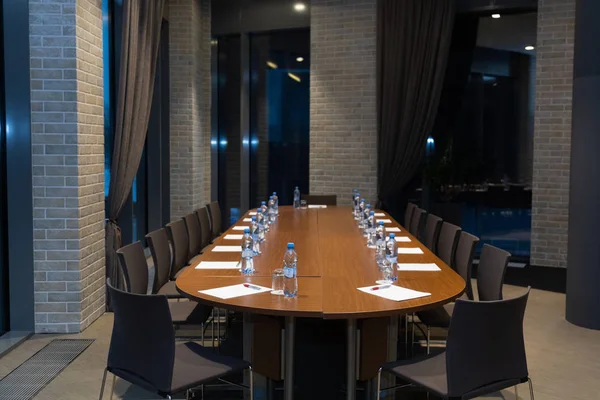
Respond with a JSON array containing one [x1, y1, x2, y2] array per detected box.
[[272, 268, 284, 295], [300, 200, 307, 209], [376, 260, 394, 285]]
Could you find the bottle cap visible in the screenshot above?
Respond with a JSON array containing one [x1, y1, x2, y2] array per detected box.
[[273, 192, 276, 195], [379, 220, 384, 225], [295, 186, 299, 189], [366, 204, 371, 208], [269, 196, 273, 199], [389, 233, 396, 238], [287, 242, 294, 249], [252, 216, 257, 221], [261, 201, 266, 205], [370, 211, 374, 215], [361, 198, 365, 202], [244, 228, 250, 233]]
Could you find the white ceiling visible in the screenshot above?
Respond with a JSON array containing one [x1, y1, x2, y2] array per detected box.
[[477, 12, 537, 54]]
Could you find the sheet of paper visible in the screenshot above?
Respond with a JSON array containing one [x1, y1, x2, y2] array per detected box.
[[394, 236, 411, 242], [397, 247, 424, 254], [199, 283, 272, 299], [379, 219, 393, 224], [387, 227, 401, 232], [357, 285, 431, 302], [224, 234, 243, 240], [308, 205, 327, 209], [374, 213, 386, 217], [397, 263, 441, 272], [212, 246, 241, 252], [195, 261, 240, 270], [248, 212, 257, 216], [232, 226, 250, 231], [243, 218, 252, 222]]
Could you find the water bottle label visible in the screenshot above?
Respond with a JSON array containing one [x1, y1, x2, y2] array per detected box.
[[284, 267, 295, 278]]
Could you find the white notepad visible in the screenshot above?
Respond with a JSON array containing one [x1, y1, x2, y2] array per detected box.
[[374, 213, 386, 217], [199, 283, 272, 299], [308, 204, 327, 208], [379, 219, 393, 224], [224, 234, 243, 240], [243, 218, 252, 222], [397, 263, 441, 272], [212, 246, 241, 252], [357, 285, 431, 302], [394, 236, 411, 242], [232, 226, 250, 231], [248, 212, 257, 216], [195, 261, 240, 270], [387, 227, 401, 232], [397, 247, 424, 254]]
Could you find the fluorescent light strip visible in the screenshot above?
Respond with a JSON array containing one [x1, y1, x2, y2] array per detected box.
[[288, 73, 301, 83]]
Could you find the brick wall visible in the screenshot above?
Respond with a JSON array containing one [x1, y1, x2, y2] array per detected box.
[[169, 0, 212, 219], [531, 0, 575, 268], [30, 0, 104, 333], [310, 0, 377, 206]]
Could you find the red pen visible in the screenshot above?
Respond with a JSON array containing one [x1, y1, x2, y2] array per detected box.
[[243, 283, 262, 290], [371, 285, 391, 291]]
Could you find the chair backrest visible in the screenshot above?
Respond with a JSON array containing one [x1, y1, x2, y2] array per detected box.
[[477, 244, 511, 301], [206, 201, 222, 239], [423, 214, 443, 253], [146, 228, 171, 294], [166, 219, 189, 279], [455, 231, 479, 300], [107, 280, 175, 394], [116, 241, 149, 295], [445, 289, 530, 397], [183, 212, 203, 258], [409, 208, 426, 239], [196, 207, 211, 250], [437, 222, 461, 268], [300, 194, 337, 206], [404, 203, 416, 228]]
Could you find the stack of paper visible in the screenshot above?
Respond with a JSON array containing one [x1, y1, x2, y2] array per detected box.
[[199, 283, 272, 299], [387, 227, 401, 233], [397, 247, 424, 254], [308, 205, 327, 209], [195, 261, 240, 270], [374, 213, 386, 217], [397, 263, 441, 271], [357, 285, 431, 302], [243, 218, 253, 222], [224, 234, 243, 240], [212, 246, 241, 252], [394, 236, 411, 242], [232, 226, 250, 231], [379, 219, 393, 224], [248, 212, 257, 216]]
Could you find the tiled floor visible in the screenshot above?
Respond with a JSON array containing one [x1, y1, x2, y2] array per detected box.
[[0, 284, 598, 399]]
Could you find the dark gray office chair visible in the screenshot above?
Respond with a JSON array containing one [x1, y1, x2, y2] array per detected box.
[[478, 244, 511, 301], [404, 203, 416, 228], [166, 219, 190, 279], [437, 222, 461, 268], [423, 214, 443, 253], [116, 241, 212, 328], [100, 281, 253, 400], [207, 201, 223, 241], [146, 228, 181, 298], [184, 212, 203, 264], [378, 289, 534, 400], [409, 208, 426, 239], [196, 207, 211, 251], [300, 194, 337, 206]]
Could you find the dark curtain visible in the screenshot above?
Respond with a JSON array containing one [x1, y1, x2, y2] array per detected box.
[[376, 0, 456, 211], [105, 0, 165, 297]]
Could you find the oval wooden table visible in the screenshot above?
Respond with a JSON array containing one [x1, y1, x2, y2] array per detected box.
[[177, 206, 465, 400]]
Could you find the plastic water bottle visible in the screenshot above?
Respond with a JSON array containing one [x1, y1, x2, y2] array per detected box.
[[375, 221, 387, 267], [250, 216, 261, 254], [261, 201, 270, 231], [366, 211, 377, 248], [362, 204, 372, 236], [272, 192, 279, 215], [256, 209, 266, 242], [358, 198, 366, 227], [283, 243, 298, 298], [293, 187, 301, 209], [385, 233, 398, 281], [268, 196, 277, 224], [353, 192, 361, 220], [241, 228, 255, 275]]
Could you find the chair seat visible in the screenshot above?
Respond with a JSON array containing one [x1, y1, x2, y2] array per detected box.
[[170, 342, 250, 393], [384, 352, 448, 397], [157, 281, 183, 298], [169, 301, 212, 325]]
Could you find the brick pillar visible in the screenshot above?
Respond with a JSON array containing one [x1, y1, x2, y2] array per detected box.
[[169, 0, 212, 219], [310, 0, 377, 206], [30, 0, 105, 333], [531, 0, 575, 268]]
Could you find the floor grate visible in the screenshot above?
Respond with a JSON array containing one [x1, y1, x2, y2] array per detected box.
[[0, 339, 94, 400]]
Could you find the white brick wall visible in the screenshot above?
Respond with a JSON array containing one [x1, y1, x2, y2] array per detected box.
[[310, 0, 377, 206], [531, 0, 575, 268], [30, 0, 104, 333]]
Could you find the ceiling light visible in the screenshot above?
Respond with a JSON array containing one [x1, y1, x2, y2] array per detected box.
[[266, 61, 278, 69], [294, 2, 306, 12], [296, 57, 304, 63], [288, 73, 301, 83], [525, 45, 535, 51], [491, 13, 501, 19]]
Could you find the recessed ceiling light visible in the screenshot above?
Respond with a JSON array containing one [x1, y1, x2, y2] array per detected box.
[[294, 2, 306, 12], [296, 57, 304, 62], [491, 13, 501, 19], [525, 45, 535, 51], [266, 61, 278, 69], [288, 73, 301, 83]]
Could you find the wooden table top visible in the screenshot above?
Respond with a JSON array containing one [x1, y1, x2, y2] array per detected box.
[[176, 206, 465, 319]]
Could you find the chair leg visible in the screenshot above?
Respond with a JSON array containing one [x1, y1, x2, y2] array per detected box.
[[528, 378, 535, 400], [404, 314, 408, 356], [426, 326, 431, 355], [376, 367, 382, 400], [110, 375, 116, 400], [98, 368, 108, 400], [515, 384, 518, 399], [411, 313, 415, 357], [249, 366, 254, 400], [201, 322, 205, 347]]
